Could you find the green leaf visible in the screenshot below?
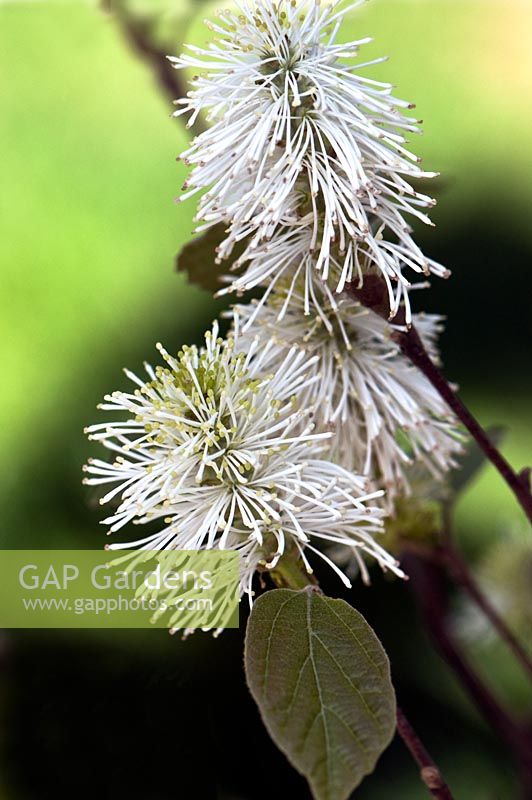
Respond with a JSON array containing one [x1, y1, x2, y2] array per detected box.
[[244, 588, 396, 800], [449, 425, 507, 497]]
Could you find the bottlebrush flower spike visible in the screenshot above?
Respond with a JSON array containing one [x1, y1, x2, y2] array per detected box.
[[170, 0, 448, 315], [84, 323, 403, 602], [232, 287, 465, 504]]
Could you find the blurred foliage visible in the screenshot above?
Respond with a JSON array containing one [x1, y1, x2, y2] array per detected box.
[[0, 1, 530, 798], [0, 0, 219, 541], [453, 528, 532, 713]]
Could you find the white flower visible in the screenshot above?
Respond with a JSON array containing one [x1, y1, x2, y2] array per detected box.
[[218, 221, 445, 323], [84, 322, 402, 602], [232, 286, 465, 505], [171, 0, 447, 311]]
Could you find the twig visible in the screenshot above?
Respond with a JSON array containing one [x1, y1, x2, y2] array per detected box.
[[440, 541, 532, 683], [408, 505, 532, 684], [103, 1, 206, 136], [396, 706, 454, 799], [405, 554, 518, 741], [393, 328, 532, 522], [345, 276, 532, 523], [403, 552, 532, 796]]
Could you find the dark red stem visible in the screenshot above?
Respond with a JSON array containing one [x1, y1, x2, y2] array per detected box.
[[396, 706, 454, 799], [102, 1, 206, 136], [345, 277, 532, 524], [440, 541, 532, 683], [404, 553, 532, 798]]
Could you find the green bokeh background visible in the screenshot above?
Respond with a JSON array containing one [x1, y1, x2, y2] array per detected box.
[[0, 1, 531, 798]]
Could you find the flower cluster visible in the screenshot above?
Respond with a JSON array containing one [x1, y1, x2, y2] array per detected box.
[[85, 0, 462, 605], [232, 287, 463, 503], [84, 323, 402, 601], [170, 0, 449, 320]]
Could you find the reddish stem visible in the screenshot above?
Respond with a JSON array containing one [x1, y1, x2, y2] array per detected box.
[[345, 277, 532, 523], [396, 706, 454, 799], [404, 553, 532, 797], [440, 541, 532, 683], [104, 1, 206, 136]]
